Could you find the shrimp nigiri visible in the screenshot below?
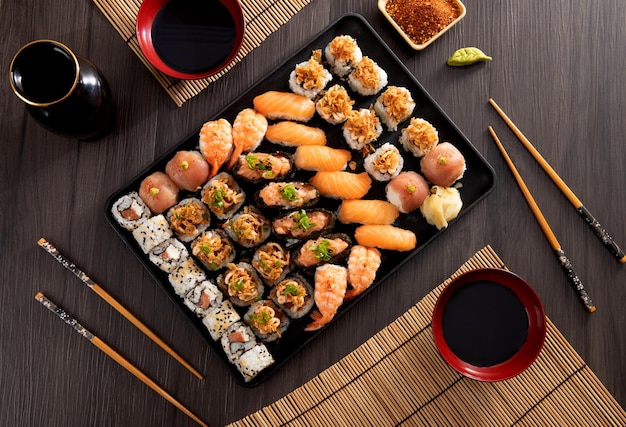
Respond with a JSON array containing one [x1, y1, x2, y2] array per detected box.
[[227, 108, 268, 170], [345, 245, 381, 302], [304, 264, 347, 331], [199, 118, 233, 179]]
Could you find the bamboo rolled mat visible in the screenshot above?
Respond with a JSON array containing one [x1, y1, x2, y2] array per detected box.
[[92, 0, 313, 107], [229, 245, 626, 427]]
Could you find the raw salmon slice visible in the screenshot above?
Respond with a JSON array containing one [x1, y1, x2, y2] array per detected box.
[[309, 171, 372, 199], [293, 145, 351, 171], [337, 199, 399, 225], [354, 225, 417, 251], [266, 121, 326, 147], [253, 91, 316, 122]]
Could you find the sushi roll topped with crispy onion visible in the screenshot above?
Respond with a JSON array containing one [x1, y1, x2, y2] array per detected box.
[[223, 206, 271, 248], [219, 262, 265, 307]]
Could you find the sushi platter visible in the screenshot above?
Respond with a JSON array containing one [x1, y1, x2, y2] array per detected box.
[[105, 14, 495, 386]]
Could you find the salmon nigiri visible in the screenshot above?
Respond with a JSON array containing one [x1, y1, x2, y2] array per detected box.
[[354, 225, 417, 251], [253, 91, 316, 122], [293, 145, 351, 171], [309, 171, 372, 199], [337, 199, 399, 225], [266, 121, 326, 147]]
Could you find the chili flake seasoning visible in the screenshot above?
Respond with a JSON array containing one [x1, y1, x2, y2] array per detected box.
[[385, 0, 462, 45]]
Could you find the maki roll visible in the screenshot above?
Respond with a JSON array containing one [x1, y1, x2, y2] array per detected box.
[[234, 344, 274, 383], [218, 262, 265, 307], [347, 56, 388, 96], [132, 214, 173, 254], [399, 117, 439, 158], [232, 152, 294, 183], [220, 322, 257, 363], [168, 258, 206, 298], [183, 280, 223, 317], [201, 172, 245, 220], [373, 86, 415, 132], [252, 242, 291, 286], [244, 300, 290, 342], [148, 238, 189, 273], [293, 233, 352, 269], [324, 35, 363, 76], [223, 206, 271, 248], [288, 50, 332, 99], [271, 209, 336, 241], [167, 197, 211, 243], [202, 299, 241, 341], [363, 142, 404, 182], [111, 191, 150, 231], [269, 275, 314, 319], [256, 182, 319, 210], [343, 108, 383, 151], [315, 84, 354, 125], [190, 229, 236, 272]]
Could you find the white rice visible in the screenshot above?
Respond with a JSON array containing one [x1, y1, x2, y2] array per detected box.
[[373, 86, 416, 132], [148, 238, 189, 273], [111, 191, 151, 231], [364, 142, 404, 182], [347, 57, 388, 96], [324, 35, 363, 76], [183, 280, 223, 317], [288, 61, 332, 99], [202, 299, 241, 341], [342, 108, 383, 151], [399, 117, 439, 158], [168, 258, 206, 297], [131, 214, 173, 254], [234, 344, 275, 382], [220, 322, 257, 363]]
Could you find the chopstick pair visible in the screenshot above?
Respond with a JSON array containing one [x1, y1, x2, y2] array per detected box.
[[35, 292, 207, 427]]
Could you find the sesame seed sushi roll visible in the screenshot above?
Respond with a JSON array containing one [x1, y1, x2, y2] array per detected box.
[[234, 343, 274, 382], [168, 257, 206, 297], [252, 242, 291, 286], [111, 191, 151, 231], [166, 198, 211, 243], [373, 86, 416, 132], [148, 238, 189, 273], [201, 172, 246, 220], [399, 117, 439, 158], [315, 84, 354, 125], [184, 280, 223, 317], [244, 300, 290, 342], [202, 299, 241, 341], [324, 35, 363, 77], [223, 206, 271, 248], [218, 262, 265, 307], [269, 274, 314, 319], [343, 108, 383, 151], [363, 142, 404, 182], [131, 214, 173, 254], [347, 56, 388, 96], [288, 50, 332, 99], [191, 229, 236, 272], [220, 322, 257, 363]]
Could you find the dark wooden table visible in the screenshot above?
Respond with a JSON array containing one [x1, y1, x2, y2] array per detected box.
[[2, 1, 625, 426]]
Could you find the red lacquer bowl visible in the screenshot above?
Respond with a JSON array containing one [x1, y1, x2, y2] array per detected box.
[[136, 0, 245, 80], [432, 268, 546, 382]]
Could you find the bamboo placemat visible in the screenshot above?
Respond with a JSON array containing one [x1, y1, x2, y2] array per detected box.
[[229, 245, 626, 427], [92, 0, 313, 107]]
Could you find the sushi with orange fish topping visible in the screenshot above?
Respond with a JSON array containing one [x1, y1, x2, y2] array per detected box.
[[265, 121, 326, 147], [253, 91, 316, 122]]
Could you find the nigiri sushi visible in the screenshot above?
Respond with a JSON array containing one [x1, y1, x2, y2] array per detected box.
[[324, 35, 363, 76], [199, 118, 233, 179], [363, 142, 404, 181], [345, 245, 381, 302], [399, 117, 439, 158], [288, 50, 332, 99], [373, 86, 415, 132], [420, 185, 463, 230], [309, 171, 372, 199], [304, 264, 348, 331], [420, 142, 466, 187], [348, 56, 388, 96], [293, 145, 351, 171], [315, 84, 354, 124], [266, 121, 326, 147], [343, 108, 383, 151], [139, 171, 179, 214], [253, 91, 316, 122], [385, 171, 430, 213], [337, 199, 399, 225], [165, 150, 210, 192], [227, 108, 268, 170], [354, 225, 417, 252]]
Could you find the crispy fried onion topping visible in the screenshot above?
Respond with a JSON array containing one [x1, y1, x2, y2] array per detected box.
[[252, 243, 290, 282], [224, 263, 259, 302]]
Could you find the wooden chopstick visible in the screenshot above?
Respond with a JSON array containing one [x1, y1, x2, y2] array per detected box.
[[488, 126, 596, 313], [488, 98, 626, 264], [34, 293, 208, 427], [37, 238, 204, 380]]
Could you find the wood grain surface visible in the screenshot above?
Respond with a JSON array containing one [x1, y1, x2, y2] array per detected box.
[[1, 0, 625, 426]]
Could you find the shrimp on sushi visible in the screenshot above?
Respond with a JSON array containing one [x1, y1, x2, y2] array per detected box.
[[309, 171, 372, 200], [354, 224, 417, 252], [199, 118, 234, 179], [304, 264, 348, 331], [227, 108, 268, 170], [293, 145, 352, 171], [288, 49, 332, 99], [253, 91, 316, 122], [345, 245, 381, 302], [265, 121, 326, 147]]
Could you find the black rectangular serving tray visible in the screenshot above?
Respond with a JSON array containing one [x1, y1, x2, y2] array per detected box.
[[105, 13, 495, 386]]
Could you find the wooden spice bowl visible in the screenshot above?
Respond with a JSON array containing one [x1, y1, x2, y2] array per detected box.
[[378, 0, 466, 50]]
